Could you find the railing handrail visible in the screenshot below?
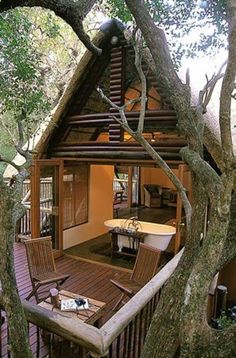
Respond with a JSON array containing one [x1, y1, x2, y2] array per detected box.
[[21, 300, 104, 354], [23, 198, 52, 205], [23, 202, 53, 214], [15, 248, 184, 356], [100, 248, 183, 350]]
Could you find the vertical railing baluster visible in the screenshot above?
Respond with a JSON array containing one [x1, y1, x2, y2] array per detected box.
[[48, 333, 53, 358], [109, 340, 113, 358], [36, 325, 40, 358], [28, 208, 31, 234], [151, 296, 155, 316], [144, 304, 149, 339], [7, 325, 10, 358], [146, 301, 152, 330], [116, 334, 120, 358], [132, 315, 138, 358], [123, 325, 128, 358], [138, 309, 143, 357], [128, 321, 133, 358], [106, 288, 165, 358], [25, 209, 27, 235]]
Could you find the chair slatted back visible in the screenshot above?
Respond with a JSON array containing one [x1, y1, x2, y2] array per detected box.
[[24, 236, 56, 279], [131, 243, 161, 286]]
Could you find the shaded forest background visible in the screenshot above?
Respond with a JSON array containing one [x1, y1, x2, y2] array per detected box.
[[0, 6, 102, 174]]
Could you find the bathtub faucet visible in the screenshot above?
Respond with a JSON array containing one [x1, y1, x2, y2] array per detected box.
[[123, 216, 142, 232]]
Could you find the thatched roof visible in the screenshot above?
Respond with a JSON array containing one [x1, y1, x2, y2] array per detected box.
[[191, 77, 236, 171]]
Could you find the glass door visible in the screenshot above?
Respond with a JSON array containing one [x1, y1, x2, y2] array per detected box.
[[31, 159, 63, 257]]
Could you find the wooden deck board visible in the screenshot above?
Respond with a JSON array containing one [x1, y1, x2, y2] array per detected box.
[[0, 242, 129, 357]]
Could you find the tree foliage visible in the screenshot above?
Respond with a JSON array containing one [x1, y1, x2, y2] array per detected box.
[[0, 1, 235, 357], [0, 10, 48, 117], [0, 8, 50, 172], [0, 7, 84, 173], [105, 0, 228, 66]]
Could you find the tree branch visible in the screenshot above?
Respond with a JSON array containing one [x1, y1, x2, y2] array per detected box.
[[186, 68, 190, 86], [16, 114, 25, 150], [133, 133, 192, 229], [198, 61, 226, 112], [98, 88, 192, 230], [0, 156, 21, 172], [0, 0, 101, 55], [98, 27, 192, 227], [97, 87, 140, 124], [125, 0, 191, 116], [218, 3, 236, 166], [125, 0, 206, 158], [180, 147, 223, 199], [132, 31, 147, 133]]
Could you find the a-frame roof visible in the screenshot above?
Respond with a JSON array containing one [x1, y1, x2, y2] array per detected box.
[[5, 19, 232, 177], [35, 19, 186, 167]]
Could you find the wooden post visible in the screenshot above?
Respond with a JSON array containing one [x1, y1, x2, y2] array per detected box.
[[31, 161, 41, 238]]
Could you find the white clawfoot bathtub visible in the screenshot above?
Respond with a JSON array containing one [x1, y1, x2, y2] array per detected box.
[[104, 218, 176, 251]]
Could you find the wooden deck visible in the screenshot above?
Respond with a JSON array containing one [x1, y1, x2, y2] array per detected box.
[[1, 242, 129, 357]]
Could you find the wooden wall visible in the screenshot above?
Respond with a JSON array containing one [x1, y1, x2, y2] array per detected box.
[[219, 258, 236, 302], [63, 165, 113, 249]]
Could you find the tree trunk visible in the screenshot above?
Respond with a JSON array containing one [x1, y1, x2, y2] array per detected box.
[[141, 177, 208, 358], [141, 176, 235, 358], [124, 1, 236, 356], [0, 183, 32, 358]]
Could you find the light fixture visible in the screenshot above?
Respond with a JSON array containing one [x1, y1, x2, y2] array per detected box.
[[111, 36, 119, 45]]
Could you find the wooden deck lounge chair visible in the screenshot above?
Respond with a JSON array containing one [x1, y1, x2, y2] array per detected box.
[[110, 243, 162, 310], [24, 236, 69, 303]]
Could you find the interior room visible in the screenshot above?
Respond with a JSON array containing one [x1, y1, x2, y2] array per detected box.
[[62, 162, 191, 268]]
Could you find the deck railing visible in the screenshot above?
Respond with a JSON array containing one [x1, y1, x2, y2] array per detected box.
[[0, 249, 183, 357], [18, 180, 53, 240]]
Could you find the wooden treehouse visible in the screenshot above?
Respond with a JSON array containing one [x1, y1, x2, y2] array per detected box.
[[9, 19, 193, 256], [2, 19, 235, 358]]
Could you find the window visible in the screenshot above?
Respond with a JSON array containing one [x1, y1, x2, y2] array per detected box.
[[63, 164, 88, 229]]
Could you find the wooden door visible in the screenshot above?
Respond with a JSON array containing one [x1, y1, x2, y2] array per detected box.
[[31, 159, 63, 257]]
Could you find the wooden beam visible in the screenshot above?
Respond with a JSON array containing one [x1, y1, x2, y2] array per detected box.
[[51, 146, 182, 153], [49, 151, 181, 160], [66, 109, 177, 122], [51, 140, 186, 149], [54, 157, 183, 168]]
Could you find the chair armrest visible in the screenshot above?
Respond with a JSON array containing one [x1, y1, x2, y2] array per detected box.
[[110, 278, 134, 295], [110, 278, 141, 296]]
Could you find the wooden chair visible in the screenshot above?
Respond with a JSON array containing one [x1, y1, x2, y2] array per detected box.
[[143, 184, 162, 208], [110, 243, 162, 310], [24, 236, 70, 303]]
